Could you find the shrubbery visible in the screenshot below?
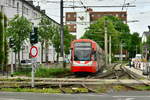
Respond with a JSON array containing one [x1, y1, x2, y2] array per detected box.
[[35, 67, 70, 78], [14, 65, 71, 78]]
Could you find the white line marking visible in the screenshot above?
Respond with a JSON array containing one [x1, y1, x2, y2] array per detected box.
[[113, 96, 150, 98], [0, 98, 25, 100]]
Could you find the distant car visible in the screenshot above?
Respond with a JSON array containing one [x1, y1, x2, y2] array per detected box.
[[21, 59, 32, 65]]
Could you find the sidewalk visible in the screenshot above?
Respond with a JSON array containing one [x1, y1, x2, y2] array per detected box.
[[124, 66, 149, 79]]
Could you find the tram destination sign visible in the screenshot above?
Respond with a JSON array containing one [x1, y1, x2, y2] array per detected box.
[[75, 42, 91, 47]]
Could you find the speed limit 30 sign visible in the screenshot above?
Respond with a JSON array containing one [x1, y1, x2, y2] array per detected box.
[[30, 46, 38, 58]]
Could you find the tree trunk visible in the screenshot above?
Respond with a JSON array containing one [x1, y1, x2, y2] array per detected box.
[[41, 42, 44, 63], [15, 52, 17, 71], [56, 53, 59, 63], [45, 42, 49, 64], [18, 51, 20, 67]]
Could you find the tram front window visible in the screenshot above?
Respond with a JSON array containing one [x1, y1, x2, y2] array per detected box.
[[74, 48, 91, 61]]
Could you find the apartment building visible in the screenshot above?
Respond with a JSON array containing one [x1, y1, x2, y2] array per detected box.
[[66, 8, 127, 39], [0, 0, 60, 64]]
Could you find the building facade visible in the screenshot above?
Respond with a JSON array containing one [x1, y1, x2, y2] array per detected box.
[[0, 0, 59, 64], [65, 9, 127, 39]]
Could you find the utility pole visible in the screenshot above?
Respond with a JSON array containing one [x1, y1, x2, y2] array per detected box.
[[109, 36, 111, 65], [104, 20, 108, 66], [120, 43, 123, 63], [60, 0, 65, 68]]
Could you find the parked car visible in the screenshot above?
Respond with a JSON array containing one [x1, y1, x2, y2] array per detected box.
[[20, 59, 32, 66]]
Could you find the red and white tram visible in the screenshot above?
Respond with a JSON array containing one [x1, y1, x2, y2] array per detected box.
[[70, 39, 105, 73]]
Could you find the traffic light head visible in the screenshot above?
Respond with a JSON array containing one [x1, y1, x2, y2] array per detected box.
[[30, 27, 38, 45], [9, 38, 15, 48]]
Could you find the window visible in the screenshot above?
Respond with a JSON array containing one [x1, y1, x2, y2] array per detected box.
[[8, 0, 12, 6], [92, 14, 95, 17], [12, 0, 15, 7], [116, 14, 119, 17], [33, 12, 37, 18], [17, 2, 19, 13], [67, 14, 71, 18], [73, 14, 76, 18], [74, 48, 92, 61]]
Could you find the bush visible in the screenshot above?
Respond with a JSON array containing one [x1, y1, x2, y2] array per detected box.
[[35, 67, 70, 78]]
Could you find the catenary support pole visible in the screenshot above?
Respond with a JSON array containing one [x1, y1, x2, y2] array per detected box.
[[109, 36, 111, 65], [104, 20, 108, 66], [60, 0, 65, 68]]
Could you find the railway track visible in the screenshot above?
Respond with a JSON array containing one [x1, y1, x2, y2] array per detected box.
[[115, 64, 150, 91], [0, 63, 150, 93]]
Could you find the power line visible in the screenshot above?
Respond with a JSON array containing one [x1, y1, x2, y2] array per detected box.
[[64, 5, 136, 8]]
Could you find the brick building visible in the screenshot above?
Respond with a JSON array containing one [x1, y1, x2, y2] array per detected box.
[[65, 9, 127, 39]]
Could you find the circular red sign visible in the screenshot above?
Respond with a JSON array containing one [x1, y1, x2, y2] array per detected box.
[[30, 46, 38, 58]]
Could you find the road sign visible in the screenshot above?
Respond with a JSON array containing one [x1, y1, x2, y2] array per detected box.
[[30, 46, 38, 58]]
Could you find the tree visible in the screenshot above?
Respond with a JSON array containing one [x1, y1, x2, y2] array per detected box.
[[81, 16, 137, 61], [51, 25, 75, 62], [38, 16, 54, 63], [3, 14, 9, 73], [130, 32, 141, 58], [7, 15, 32, 65], [0, 12, 4, 72], [64, 26, 76, 55], [82, 16, 118, 50]]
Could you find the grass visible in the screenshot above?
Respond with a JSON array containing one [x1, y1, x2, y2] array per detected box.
[[35, 67, 70, 78], [13, 65, 71, 78], [0, 88, 61, 93], [1, 85, 150, 93], [133, 85, 150, 90], [0, 88, 89, 93]]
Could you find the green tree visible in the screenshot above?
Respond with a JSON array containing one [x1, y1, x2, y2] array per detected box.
[[64, 26, 76, 54], [82, 16, 135, 61], [51, 26, 75, 62], [38, 16, 54, 63], [82, 16, 118, 50], [129, 32, 141, 58], [3, 14, 9, 73], [0, 12, 4, 72], [7, 15, 32, 65]]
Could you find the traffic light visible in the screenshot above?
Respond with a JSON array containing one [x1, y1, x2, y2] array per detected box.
[[9, 38, 15, 48], [30, 27, 38, 45]]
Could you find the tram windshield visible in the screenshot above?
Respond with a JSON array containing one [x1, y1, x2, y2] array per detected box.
[[74, 48, 91, 61]]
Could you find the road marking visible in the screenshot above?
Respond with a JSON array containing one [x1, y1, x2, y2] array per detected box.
[[0, 98, 25, 100], [125, 98, 136, 100], [113, 96, 150, 98]]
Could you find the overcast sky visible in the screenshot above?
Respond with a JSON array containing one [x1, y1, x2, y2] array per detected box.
[[34, 0, 150, 36]]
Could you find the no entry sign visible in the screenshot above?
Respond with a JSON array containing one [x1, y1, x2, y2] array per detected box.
[[30, 46, 38, 58]]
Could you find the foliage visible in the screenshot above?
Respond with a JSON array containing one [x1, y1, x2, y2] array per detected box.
[[51, 25, 75, 61], [13, 65, 70, 78], [128, 32, 141, 58], [3, 14, 9, 71], [13, 67, 31, 76], [38, 16, 54, 63], [0, 12, 4, 69], [35, 67, 70, 78], [64, 26, 76, 54], [7, 15, 31, 65], [0, 12, 8, 72], [82, 15, 141, 59], [82, 16, 118, 50], [7, 15, 32, 52]]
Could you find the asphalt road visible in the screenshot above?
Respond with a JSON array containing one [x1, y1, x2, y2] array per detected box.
[[0, 91, 150, 100]]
